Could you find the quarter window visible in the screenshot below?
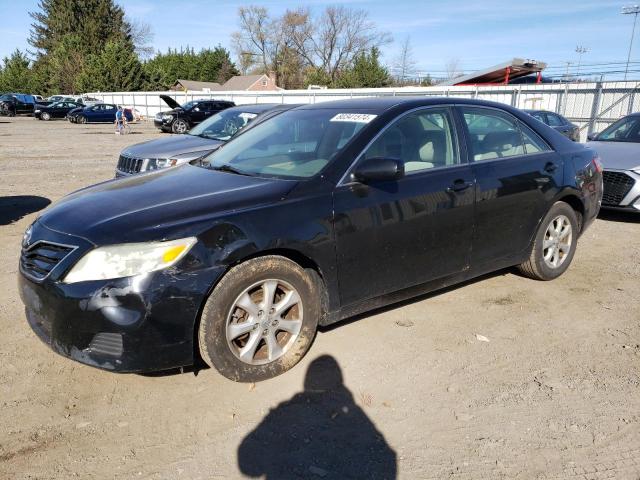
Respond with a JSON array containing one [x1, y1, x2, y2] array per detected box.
[[462, 108, 525, 161], [362, 108, 459, 173], [519, 121, 552, 154]]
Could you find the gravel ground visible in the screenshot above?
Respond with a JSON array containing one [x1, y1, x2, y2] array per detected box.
[[1, 116, 639, 480]]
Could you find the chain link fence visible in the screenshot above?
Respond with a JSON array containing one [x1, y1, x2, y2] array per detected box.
[[89, 81, 640, 142]]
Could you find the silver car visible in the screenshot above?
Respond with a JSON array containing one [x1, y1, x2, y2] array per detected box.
[[587, 114, 640, 212], [115, 103, 298, 177]]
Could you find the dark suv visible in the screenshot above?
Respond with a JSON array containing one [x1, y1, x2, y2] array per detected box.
[[154, 95, 235, 133], [0, 93, 37, 116]]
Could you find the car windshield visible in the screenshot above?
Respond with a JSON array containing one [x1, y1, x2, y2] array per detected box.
[[597, 116, 640, 142], [199, 109, 369, 179], [188, 109, 259, 141], [181, 100, 199, 110], [0, 94, 13, 101]]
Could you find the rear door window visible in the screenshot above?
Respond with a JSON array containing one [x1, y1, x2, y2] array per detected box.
[[462, 107, 525, 161], [546, 113, 564, 127]]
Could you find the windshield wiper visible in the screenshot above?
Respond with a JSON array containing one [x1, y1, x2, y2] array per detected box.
[[212, 164, 253, 176]]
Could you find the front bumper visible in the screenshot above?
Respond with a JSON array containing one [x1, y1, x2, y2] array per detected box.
[[154, 117, 172, 131], [18, 222, 225, 372]]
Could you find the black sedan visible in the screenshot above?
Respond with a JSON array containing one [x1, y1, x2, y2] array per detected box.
[[18, 97, 602, 381], [34, 101, 83, 120], [524, 110, 580, 141]]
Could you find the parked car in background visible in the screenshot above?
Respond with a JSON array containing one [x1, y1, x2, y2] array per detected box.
[[525, 110, 580, 142], [18, 97, 602, 381], [587, 113, 640, 212], [116, 103, 299, 177], [68, 104, 133, 124], [34, 101, 83, 120], [154, 95, 235, 133], [0, 93, 37, 116]]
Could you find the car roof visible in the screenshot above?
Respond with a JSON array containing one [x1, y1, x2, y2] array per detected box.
[[295, 96, 525, 114], [226, 103, 302, 114]]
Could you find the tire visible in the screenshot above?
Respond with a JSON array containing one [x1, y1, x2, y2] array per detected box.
[[198, 256, 320, 382], [518, 201, 579, 280], [41, 112, 50, 121], [171, 118, 189, 134], [77, 115, 87, 124]]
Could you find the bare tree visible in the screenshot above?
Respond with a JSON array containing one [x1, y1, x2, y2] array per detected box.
[[233, 5, 391, 87], [231, 6, 273, 75], [445, 58, 463, 80], [127, 17, 155, 59], [393, 36, 417, 85]]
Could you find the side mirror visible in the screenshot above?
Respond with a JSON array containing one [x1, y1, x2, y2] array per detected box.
[[352, 157, 404, 183], [586, 132, 598, 141]]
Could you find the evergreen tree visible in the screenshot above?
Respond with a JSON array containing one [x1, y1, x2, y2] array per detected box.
[[336, 48, 391, 88], [29, 0, 133, 57], [0, 50, 38, 93], [76, 40, 144, 92]]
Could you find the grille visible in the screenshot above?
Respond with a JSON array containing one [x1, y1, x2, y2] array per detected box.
[[21, 242, 75, 280], [602, 171, 635, 205], [117, 154, 145, 174]]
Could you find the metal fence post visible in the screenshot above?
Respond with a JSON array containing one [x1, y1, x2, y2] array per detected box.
[[628, 90, 636, 115], [588, 82, 603, 136]]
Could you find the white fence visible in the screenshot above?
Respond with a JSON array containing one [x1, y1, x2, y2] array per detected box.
[[89, 81, 640, 142]]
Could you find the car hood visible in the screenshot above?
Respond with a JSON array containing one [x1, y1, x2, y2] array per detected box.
[[122, 135, 223, 159], [587, 141, 640, 170], [38, 165, 297, 245], [160, 94, 182, 110]]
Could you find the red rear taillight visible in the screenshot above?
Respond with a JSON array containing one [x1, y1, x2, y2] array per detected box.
[[592, 156, 603, 173]]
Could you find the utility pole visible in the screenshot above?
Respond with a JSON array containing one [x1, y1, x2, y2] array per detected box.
[[563, 61, 573, 83], [622, 5, 640, 80], [575, 46, 588, 79]]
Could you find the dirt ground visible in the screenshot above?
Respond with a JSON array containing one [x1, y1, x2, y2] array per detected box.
[[1, 116, 639, 480]]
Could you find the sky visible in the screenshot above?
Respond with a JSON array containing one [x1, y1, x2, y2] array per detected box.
[[0, 0, 637, 80]]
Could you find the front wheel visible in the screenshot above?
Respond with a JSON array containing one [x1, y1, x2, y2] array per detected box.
[[518, 202, 579, 280], [41, 112, 50, 121], [171, 118, 189, 134], [77, 115, 87, 124], [198, 256, 320, 382]]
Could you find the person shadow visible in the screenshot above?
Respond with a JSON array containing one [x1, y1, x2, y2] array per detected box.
[[0, 195, 51, 226], [237, 355, 397, 480]]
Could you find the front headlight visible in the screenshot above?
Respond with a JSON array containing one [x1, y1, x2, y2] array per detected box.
[[34, 109, 41, 113], [145, 158, 177, 171], [632, 166, 640, 174], [63, 237, 197, 284], [162, 114, 174, 121]]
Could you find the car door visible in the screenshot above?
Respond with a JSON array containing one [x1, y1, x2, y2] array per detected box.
[[333, 107, 475, 306], [458, 106, 562, 269], [189, 102, 206, 124], [102, 104, 117, 122]]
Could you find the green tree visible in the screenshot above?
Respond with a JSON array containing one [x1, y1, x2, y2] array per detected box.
[[76, 40, 144, 92], [336, 47, 391, 88], [0, 50, 38, 93], [29, 0, 133, 57], [143, 46, 238, 90], [45, 34, 86, 94]]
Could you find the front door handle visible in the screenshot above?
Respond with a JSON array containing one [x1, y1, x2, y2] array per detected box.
[[446, 179, 473, 193], [544, 162, 558, 173]]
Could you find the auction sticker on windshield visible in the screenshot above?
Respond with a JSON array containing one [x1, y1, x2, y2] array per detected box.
[[330, 113, 377, 123]]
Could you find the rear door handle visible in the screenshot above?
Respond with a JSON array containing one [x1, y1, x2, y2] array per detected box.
[[446, 179, 473, 193], [544, 162, 558, 173]]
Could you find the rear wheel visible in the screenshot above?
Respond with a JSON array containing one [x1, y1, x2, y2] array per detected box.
[[198, 256, 320, 382], [172, 118, 189, 134], [518, 202, 579, 280]]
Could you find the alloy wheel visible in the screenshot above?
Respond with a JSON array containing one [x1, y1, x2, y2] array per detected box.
[[173, 120, 188, 134], [543, 215, 572, 269], [225, 279, 303, 365]]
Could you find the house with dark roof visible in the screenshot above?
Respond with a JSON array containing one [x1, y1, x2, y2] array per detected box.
[[171, 74, 281, 92]]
